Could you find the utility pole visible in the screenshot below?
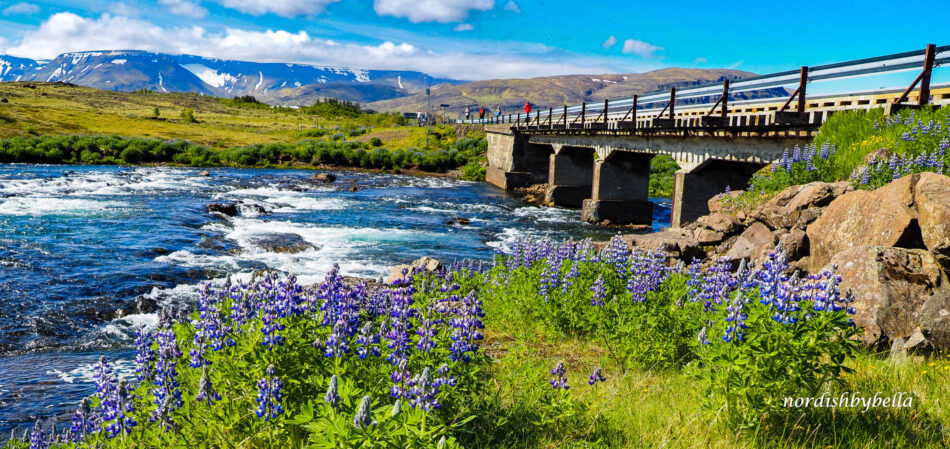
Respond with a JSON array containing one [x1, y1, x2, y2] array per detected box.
[[424, 83, 431, 150]]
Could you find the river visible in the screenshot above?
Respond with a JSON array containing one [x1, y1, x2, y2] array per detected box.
[[0, 164, 670, 433]]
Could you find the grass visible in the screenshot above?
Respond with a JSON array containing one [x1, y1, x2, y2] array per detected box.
[[475, 317, 950, 448]]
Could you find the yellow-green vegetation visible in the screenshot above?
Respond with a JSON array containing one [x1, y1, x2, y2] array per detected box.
[[0, 82, 489, 179]]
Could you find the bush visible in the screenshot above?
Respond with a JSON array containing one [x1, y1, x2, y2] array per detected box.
[[369, 137, 383, 147], [180, 108, 197, 123]]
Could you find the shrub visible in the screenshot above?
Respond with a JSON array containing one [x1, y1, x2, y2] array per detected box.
[[369, 137, 383, 147], [180, 108, 197, 123]]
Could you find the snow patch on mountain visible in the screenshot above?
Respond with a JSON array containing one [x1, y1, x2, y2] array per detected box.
[[181, 64, 237, 88], [111, 59, 127, 65]]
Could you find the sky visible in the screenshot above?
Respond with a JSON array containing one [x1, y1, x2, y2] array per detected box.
[[0, 0, 948, 81]]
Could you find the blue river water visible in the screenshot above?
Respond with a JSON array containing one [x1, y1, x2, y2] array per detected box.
[[0, 164, 670, 434]]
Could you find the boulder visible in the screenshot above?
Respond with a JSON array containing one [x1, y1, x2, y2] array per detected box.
[[707, 190, 743, 213], [623, 230, 703, 261], [385, 256, 443, 284], [752, 181, 852, 230], [206, 202, 238, 217], [807, 174, 920, 271], [777, 229, 809, 261], [914, 172, 950, 272], [919, 292, 950, 349], [725, 222, 774, 262], [829, 245, 949, 346], [199, 170, 210, 176], [311, 173, 337, 183], [250, 233, 318, 254], [236, 202, 271, 217]]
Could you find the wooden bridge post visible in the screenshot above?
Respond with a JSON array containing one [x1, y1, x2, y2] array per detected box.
[[563, 105, 568, 127], [604, 99, 609, 127], [797, 66, 807, 112], [919, 43, 936, 106], [548, 107, 553, 129], [721, 79, 729, 119], [580, 103, 586, 127]]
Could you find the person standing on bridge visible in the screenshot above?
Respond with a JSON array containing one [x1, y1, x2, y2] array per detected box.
[[523, 101, 532, 115], [464, 106, 471, 122], [496, 106, 502, 119], [478, 106, 486, 122]]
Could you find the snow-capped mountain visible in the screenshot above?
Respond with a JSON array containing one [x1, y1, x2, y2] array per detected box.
[[0, 50, 461, 104]]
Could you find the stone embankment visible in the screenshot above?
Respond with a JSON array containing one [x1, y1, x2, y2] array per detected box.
[[620, 173, 950, 352]]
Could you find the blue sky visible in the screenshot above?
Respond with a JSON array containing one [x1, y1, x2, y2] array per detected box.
[[0, 0, 948, 81]]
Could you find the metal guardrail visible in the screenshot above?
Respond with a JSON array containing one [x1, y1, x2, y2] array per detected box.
[[470, 44, 948, 130]]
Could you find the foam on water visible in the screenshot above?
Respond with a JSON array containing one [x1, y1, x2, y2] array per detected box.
[[0, 197, 126, 216]]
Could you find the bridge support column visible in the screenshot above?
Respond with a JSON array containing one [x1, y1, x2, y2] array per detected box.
[[545, 146, 594, 207], [670, 160, 766, 227], [485, 126, 553, 189], [581, 151, 654, 225]]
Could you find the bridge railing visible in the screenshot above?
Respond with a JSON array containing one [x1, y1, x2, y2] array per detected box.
[[503, 44, 950, 133]]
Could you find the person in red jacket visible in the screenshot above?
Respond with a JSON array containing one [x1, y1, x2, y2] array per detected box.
[[523, 101, 532, 115], [478, 107, 485, 121]]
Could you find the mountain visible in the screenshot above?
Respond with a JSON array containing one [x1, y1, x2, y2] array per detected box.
[[0, 50, 461, 104], [367, 68, 787, 115]]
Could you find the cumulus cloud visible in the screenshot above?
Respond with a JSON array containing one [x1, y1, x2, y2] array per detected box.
[[504, 0, 521, 13], [453, 23, 474, 32], [373, 0, 493, 23], [693, 57, 706, 63], [3, 2, 40, 15], [159, 0, 208, 18], [210, 0, 339, 17], [621, 39, 662, 58], [0, 12, 626, 80], [601, 35, 617, 50]]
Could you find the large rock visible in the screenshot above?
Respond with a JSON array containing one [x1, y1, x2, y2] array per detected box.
[[807, 174, 920, 271], [207, 202, 238, 216], [725, 222, 774, 262], [310, 172, 337, 183], [707, 191, 743, 213], [385, 256, 443, 285], [777, 229, 809, 261], [623, 230, 703, 261], [829, 245, 949, 345], [690, 213, 742, 245], [752, 181, 852, 230], [250, 233, 318, 253], [919, 292, 950, 349], [914, 172, 950, 272]]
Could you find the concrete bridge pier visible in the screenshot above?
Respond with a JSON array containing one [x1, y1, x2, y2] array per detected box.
[[545, 145, 594, 207], [670, 160, 767, 227], [485, 129, 553, 189], [582, 150, 654, 225]]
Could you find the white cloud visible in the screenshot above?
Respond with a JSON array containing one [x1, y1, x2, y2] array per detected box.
[[693, 57, 706, 63], [1, 12, 634, 80], [210, 0, 339, 17], [109, 2, 141, 16], [728, 60, 744, 69], [373, 0, 494, 23], [621, 39, 662, 58], [601, 35, 617, 50], [453, 23, 474, 32], [3, 2, 40, 15], [159, 0, 208, 18], [504, 0, 521, 13]]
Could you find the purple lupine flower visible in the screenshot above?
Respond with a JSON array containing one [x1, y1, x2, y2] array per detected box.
[[791, 145, 801, 163], [196, 365, 221, 406], [588, 367, 607, 385], [354, 395, 376, 429], [134, 326, 155, 382], [390, 358, 411, 399], [448, 291, 484, 363], [355, 322, 381, 359], [561, 262, 579, 294], [104, 380, 137, 438], [408, 367, 441, 411], [93, 356, 117, 416], [820, 142, 830, 159], [434, 363, 457, 389], [860, 169, 870, 185], [697, 326, 710, 345], [325, 374, 340, 409], [723, 292, 748, 342], [590, 275, 606, 306], [549, 361, 568, 390], [69, 398, 93, 443], [29, 421, 47, 449], [695, 257, 733, 311], [415, 313, 441, 353], [256, 365, 283, 421], [151, 317, 183, 430]]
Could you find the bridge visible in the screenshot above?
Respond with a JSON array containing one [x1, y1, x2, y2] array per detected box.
[[484, 44, 950, 227]]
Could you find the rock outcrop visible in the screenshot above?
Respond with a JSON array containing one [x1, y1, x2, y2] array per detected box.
[[622, 230, 703, 261], [915, 172, 950, 272], [385, 256, 443, 285], [829, 245, 949, 346], [807, 175, 920, 271], [250, 233, 318, 254]]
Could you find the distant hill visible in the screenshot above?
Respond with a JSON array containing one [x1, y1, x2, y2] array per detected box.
[[0, 50, 461, 104], [367, 68, 787, 116]]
